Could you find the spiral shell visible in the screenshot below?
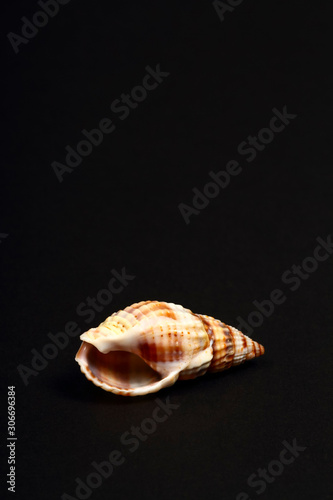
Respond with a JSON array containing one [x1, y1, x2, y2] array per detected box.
[[75, 300, 264, 396]]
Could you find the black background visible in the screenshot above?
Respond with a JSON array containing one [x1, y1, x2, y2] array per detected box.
[[1, 1, 332, 499]]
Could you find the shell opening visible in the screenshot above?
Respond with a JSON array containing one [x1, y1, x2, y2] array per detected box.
[[78, 343, 162, 391]]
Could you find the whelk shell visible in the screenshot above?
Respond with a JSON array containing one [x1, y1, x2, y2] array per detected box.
[[75, 300, 264, 396]]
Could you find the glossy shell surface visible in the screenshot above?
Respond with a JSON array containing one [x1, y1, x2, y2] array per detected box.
[[75, 300, 264, 396]]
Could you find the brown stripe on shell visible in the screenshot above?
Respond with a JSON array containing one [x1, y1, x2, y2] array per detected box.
[[196, 315, 214, 339], [123, 305, 146, 322], [224, 324, 236, 364], [146, 301, 175, 316], [196, 313, 215, 352], [247, 339, 256, 360], [210, 323, 235, 372], [127, 301, 178, 321], [196, 315, 235, 372], [147, 302, 177, 320], [139, 324, 187, 364], [140, 339, 158, 363]]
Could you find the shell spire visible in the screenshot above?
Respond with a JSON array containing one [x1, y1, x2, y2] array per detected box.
[[75, 301, 264, 396], [196, 314, 264, 371]]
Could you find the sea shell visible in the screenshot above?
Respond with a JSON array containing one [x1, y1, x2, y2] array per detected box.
[[75, 300, 264, 396]]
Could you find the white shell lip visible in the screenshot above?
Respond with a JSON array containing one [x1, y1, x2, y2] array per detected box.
[[75, 342, 181, 396]]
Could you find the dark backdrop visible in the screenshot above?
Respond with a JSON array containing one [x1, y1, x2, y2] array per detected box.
[[1, 1, 332, 499]]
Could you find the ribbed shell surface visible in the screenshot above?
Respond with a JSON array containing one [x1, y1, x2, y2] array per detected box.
[[75, 300, 264, 396]]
